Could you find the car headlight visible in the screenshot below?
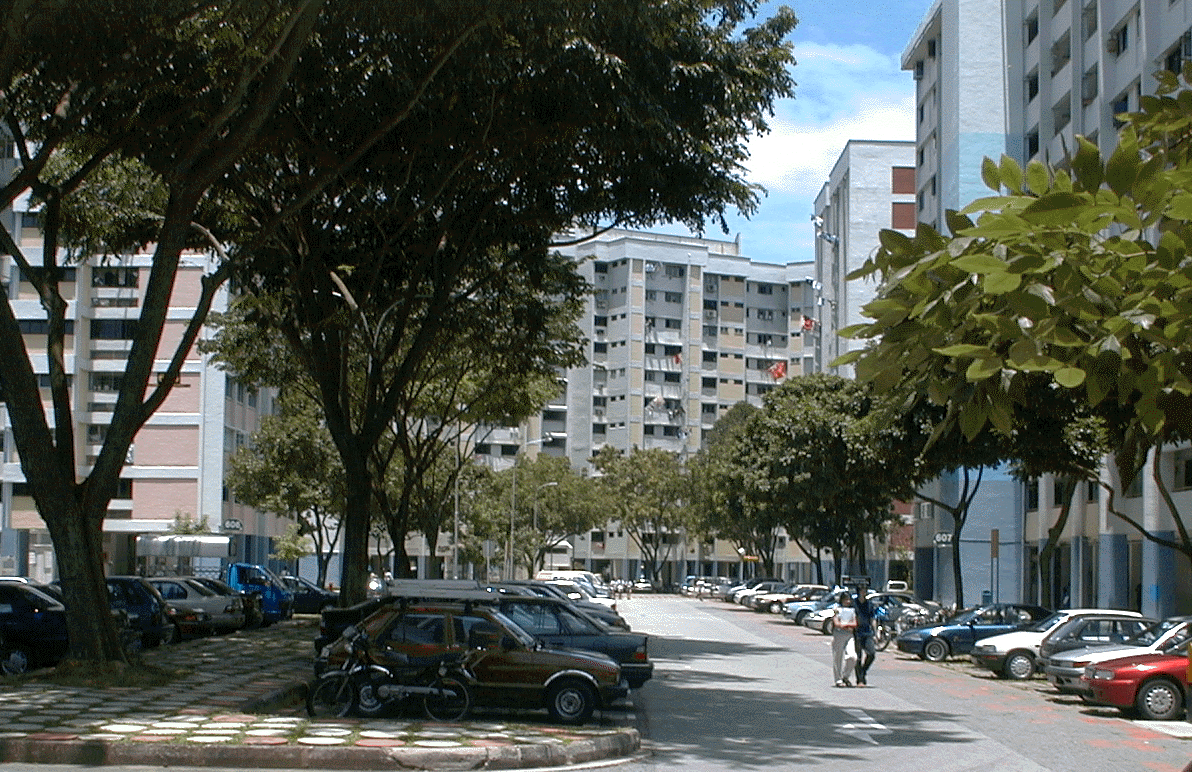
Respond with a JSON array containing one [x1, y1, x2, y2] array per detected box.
[[973, 644, 995, 654], [1090, 668, 1115, 680]]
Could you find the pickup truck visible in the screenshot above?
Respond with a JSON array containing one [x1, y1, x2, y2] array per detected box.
[[224, 563, 293, 626]]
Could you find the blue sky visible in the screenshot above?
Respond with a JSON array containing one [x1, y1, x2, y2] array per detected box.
[[661, 0, 937, 265]]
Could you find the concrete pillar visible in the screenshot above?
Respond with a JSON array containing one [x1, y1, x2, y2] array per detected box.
[[1098, 533, 1130, 609]]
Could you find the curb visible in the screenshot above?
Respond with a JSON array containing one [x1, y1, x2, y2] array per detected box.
[[0, 728, 641, 770]]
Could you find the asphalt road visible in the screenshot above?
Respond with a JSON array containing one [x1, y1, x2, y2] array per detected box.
[[613, 595, 1192, 772]]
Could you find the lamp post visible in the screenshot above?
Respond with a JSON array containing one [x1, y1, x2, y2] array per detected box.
[[508, 434, 552, 579], [532, 481, 559, 575]]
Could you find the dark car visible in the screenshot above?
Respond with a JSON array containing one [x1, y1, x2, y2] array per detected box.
[[105, 576, 174, 648], [1037, 611, 1155, 662], [316, 590, 652, 688], [0, 582, 69, 675], [895, 603, 1052, 661], [492, 580, 629, 630], [496, 596, 653, 688], [280, 575, 338, 615], [316, 601, 626, 723]]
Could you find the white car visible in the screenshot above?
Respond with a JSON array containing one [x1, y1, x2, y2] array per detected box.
[[969, 608, 1146, 680], [1042, 616, 1192, 696]]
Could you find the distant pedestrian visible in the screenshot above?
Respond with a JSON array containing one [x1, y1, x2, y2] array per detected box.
[[853, 591, 876, 686], [831, 592, 857, 687]]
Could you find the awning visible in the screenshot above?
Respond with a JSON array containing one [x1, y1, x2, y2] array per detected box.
[[135, 534, 231, 558]]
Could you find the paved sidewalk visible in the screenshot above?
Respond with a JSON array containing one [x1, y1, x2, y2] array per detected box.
[[0, 616, 639, 770]]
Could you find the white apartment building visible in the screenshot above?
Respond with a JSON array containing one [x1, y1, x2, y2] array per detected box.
[[0, 213, 287, 582], [902, 0, 1192, 617], [811, 140, 917, 376]]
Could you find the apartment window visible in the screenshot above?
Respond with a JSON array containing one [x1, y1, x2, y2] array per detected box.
[[90, 319, 137, 340], [1026, 479, 1039, 511], [927, 38, 937, 58], [1082, 65, 1099, 105], [19, 319, 75, 335], [892, 166, 915, 195], [1026, 129, 1040, 158], [1111, 93, 1130, 128], [664, 291, 682, 303], [1053, 478, 1067, 507], [1083, 1, 1098, 40], [89, 372, 124, 392], [892, 201, 916, 230], [86, 424, 107, 444], [756, 309, 774, 321], [92, 267, 138, 288], [701, 403, 717, 415], [1110, 22, 1128, 55], [664, 318, 682, 329], [1053, 92, 1072, 132], [1025, 12, 1039, 44], [664, 265, 685, 279], [1165, 32, 1192, 74], [1088, 479, 1100, 502], [756, 283, 773, 295], [645, 290, 656, 301], [1026, 70, 1040, 101], [113, 479, 133, 499], [1176, 450, 1192, 490], [1051, 32, 1071, 76]]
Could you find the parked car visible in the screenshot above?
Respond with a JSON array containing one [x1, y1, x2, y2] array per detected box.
[[1037, 611, 1155, 663], [224, 563, 293, 626], [0, 582, 68, 675], [105, 576, 174, 648], [497, 596, 653, 688], [280, 576, 338, 615], [315, 600, 627, 723], [752, 584, 828, 614], [971, 609, 1148, 680], [730, 578, 784, 605], [1084, 651, 1190, 720], [493, 581, 629, 630], [191, 576, 264, 628], [148, 577, 246, 633], [895, 603, 1052, 661], [784, 592, 839, 625], [317, 590, 652, 689], [544, 579, 617, 611], [1044, 616, 1192, 697], [723, 577, 782, 603]]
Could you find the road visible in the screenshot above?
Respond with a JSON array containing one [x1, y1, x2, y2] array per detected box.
[[612, 595, 1192, 772]]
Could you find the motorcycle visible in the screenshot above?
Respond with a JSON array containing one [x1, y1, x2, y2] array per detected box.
[[307, 625, 473, 721]]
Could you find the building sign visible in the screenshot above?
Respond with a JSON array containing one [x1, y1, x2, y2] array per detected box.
[[221, 519, 243, 532], [933, 532, 953, 545]]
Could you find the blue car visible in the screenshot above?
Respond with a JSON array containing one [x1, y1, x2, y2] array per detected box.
[[0, 582, 68, 675], [896, 602, 1051, 662]]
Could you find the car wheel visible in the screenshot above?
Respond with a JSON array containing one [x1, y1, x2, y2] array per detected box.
[[1135, 678, 1184, 721], [821, 619, 833, 635], [1003, 651, 1035, 680], [794, 610, 808, 624], [547, 679, 595, 725], [166, 624, 182, 645], [922, 637, 950, 662], [767, 601, 781, 614], [0, 646, 30, 676]]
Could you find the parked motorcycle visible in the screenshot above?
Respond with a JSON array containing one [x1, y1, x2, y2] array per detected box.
[[306, 625, 472, 721]]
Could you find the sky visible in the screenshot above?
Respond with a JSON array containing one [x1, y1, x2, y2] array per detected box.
[[660, 0, 937, 265]]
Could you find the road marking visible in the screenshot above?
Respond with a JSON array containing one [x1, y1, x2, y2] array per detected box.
[[836, 708, 892, 745]]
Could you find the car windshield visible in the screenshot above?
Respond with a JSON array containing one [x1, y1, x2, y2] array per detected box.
[[1128, 618, 1190, 647], [1028, 612, 1068, 633], [489, 610, 538, 647], [948, 607, 984, 624]]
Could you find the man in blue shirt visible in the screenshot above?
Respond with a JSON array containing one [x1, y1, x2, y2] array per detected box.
[[853, 589, 876, 686]]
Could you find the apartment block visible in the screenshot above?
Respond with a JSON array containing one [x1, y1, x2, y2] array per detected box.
[[901, 0, 1192, 617]]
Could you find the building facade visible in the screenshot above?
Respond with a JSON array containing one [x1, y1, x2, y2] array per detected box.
[[0, 212, 287, 582], [902, 0, 1192, 617]]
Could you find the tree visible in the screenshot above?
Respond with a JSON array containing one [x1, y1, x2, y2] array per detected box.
[[594, 446, 690, 587], [223, 393, 346, 587], [222, 0, 796, 605], [0, 1, 323, 668], [838, 68, 1192, 574], [689, 402, 785, 577], [753, 375, 911, 584]]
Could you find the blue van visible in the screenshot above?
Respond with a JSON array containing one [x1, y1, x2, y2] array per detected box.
[[224, 563, 293, 625]]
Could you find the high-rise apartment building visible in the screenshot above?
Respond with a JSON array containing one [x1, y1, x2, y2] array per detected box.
[[0, 226, 285, 582], [902, 0, 1192, 617]]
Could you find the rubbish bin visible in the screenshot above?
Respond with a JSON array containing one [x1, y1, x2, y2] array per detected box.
[[981, 589, 992, 605]]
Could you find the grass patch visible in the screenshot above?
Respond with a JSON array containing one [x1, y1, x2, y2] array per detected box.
[[31, 657, 190, 688]]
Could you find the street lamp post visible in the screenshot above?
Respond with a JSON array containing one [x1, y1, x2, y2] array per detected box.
[[507, 434, 552, 579], [532, 481, 559, 575]]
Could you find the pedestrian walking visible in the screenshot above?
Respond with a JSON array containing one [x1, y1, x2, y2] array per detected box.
[[853, 591, 877, 686], [831, 591, 857, 687]]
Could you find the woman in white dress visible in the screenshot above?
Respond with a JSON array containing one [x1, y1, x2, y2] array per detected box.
[[831, 591, 858, 687]]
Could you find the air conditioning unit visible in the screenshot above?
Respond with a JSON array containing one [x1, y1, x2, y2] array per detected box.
[[645, 262, 658, 273]]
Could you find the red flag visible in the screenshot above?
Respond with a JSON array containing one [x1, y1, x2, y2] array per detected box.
[[768, 361, 787, 380], [673, 353, 682, 364], [801, 315, 814, 331]]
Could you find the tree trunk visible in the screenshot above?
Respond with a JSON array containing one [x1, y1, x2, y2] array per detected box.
[[338, 474, 372, 606], [951, 514, 966, 608]]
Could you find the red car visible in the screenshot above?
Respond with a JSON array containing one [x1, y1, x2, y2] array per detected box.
[[1084, 652, 1189, 720]]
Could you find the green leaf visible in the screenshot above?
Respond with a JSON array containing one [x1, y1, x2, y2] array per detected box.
[[999, 156, 1024, 194], [966, 356, 1003, 381], [981, 157, 1001, 192], [1025, 160, 1050, 194], [984, 271, 1022, 294], [1070, 136, 1104, 192], [934, 344, 996, 358], [1053, 367, 1087, 388], [952, 254, 1009, 274], [1105, 141, 1141, 196]]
